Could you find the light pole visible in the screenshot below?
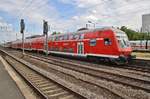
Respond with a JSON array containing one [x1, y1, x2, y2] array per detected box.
[[88, 21, 96, 28], [20, 19, 25, 55], [43, 20, 49, 56]]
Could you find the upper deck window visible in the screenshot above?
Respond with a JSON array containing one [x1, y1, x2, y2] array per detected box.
[[69, 35, 74, 40], [59, 36, 63, 40], [63, 35, 68, 40], [74, 34, 80, 40], [55, 36, 59, 41]]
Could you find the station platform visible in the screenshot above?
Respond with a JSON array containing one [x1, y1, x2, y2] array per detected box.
[[0, 59, 24, 99], [132, 52, 150, 60], [136, 57, 150, 60]]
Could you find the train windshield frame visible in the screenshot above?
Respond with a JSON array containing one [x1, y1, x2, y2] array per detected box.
[[116, 32, 130, 48]]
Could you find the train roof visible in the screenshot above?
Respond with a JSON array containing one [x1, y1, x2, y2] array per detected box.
[[10, 27, 123, 43], [49, 27, 120, 37], [26, 35, 44, 39]]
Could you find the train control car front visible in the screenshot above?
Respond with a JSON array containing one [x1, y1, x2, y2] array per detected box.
[[114, 29, 133, 64]]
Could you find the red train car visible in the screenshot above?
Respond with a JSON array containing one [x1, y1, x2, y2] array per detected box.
[[11, 39, 22, 49], [9, 27, 133, 64], [47, 27, 132, 64]]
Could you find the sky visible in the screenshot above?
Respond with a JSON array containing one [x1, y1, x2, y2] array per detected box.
[[0, 0, 150, 42]]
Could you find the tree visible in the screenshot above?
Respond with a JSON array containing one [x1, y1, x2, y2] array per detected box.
[[120, 26, 150, 40]]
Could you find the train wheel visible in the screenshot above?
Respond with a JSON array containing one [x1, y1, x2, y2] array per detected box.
[[114, 60, 126, 65], [114, 56, 128, 65]]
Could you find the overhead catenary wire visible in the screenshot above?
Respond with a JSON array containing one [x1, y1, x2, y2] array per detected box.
[[18, 0, 34, 18]]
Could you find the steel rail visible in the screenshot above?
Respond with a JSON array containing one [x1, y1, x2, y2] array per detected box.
[[26, 54, 150, 93], [0, 50, 86, 99]]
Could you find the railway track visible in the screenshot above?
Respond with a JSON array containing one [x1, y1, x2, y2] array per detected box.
[[24, 49, 150, 74], [1, 48, 150, 99], [25, 54, 150, 92], [0, 50, 86, 99], [45, 53, 150, 74], [48, 54, 150, 73], [0, 49, 126, 99], [5, 47, 150, 73], [8, 51, 150, 98], [122, 64, 150, 73]]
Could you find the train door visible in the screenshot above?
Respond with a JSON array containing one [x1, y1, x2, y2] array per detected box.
[[77, 42, 84, 54]]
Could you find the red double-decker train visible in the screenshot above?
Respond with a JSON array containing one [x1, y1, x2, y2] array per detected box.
[[7, 27, 133, 64]]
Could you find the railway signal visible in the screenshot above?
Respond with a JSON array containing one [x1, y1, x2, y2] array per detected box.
[[43, 20, 48, 56], [43, 20, 48, 35], [20, 19, 25, 55]]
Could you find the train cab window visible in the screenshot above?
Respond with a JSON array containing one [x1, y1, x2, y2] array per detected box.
[[104, 38, 112, 45], [90, 39, 96, 46], [116, 32, 130, 48]]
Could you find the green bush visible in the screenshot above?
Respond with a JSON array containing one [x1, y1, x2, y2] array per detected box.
[[120, 26, 150, 40]]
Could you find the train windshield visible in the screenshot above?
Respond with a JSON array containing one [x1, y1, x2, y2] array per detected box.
[[116, 32, 130, 48]]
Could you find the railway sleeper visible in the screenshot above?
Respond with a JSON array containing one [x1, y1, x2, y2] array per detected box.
[[47, 91, 70, 98], [37, 83, 55, 88], [27, 73, 40, 77], [43, 88, 63, 94], [41, 85, 60, 91], [33, 80, 50, 84], [60, 95, 78, 99], [28, 77, 44, 81], [31, 79, 48, 83]]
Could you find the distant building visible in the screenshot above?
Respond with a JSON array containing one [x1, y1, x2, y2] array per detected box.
[[142, 14, 150, 32]]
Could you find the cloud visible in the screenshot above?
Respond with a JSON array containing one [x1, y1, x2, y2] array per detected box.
[[60, 0, 103, 8], [0, 0, 60, 24], [0, 0, 62, 41], [61, 0, 150, 30], [0, 0, 150, 43], [0, 16, 14, 42]]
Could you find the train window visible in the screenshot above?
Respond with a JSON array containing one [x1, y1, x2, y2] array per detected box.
[[53, 37, 56, 41], [64, 35, 68, 40], [74, 34, 79, 40], [49, 37, 52, 41], [90, 39, 96, 46], [104, 38, 112, 45], [55, 36, 59, 41], [52, 37, 55, 41], [69, 35, 74, 40], [59, 36, 63, 40], [79, 34, 84, 39]]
